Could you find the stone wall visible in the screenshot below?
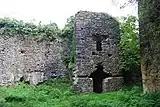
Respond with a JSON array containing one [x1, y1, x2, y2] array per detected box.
[[103, 77, 124, 92], [0, 36, 67, 85], [73, 11, 123, 93]]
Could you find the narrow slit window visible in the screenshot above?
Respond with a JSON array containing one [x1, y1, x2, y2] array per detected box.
[[96, 41, 102, 51]]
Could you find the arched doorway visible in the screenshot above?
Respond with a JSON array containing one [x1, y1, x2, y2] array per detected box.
[[89, 63, 112, 93]]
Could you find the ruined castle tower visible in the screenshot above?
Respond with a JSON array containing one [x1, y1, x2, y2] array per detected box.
[[73, 11, 123, 93]]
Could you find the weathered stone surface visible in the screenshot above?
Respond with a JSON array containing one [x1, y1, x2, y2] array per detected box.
[[103, 77, 124, 92], [139, 0, 160, 93], [74, 11, 120, 76], [72, 77, 93, 92], [0, 36, 67, 85], [73, 11, 123, 92], [25, 72, 45, 85]]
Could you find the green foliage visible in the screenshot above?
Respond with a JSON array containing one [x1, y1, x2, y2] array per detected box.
[[0, 79, 159, 107], [0, 17, 60, 41], [119, 16, 140, 72], [60, 16, 75, 81], [61, 16, 75, 68]]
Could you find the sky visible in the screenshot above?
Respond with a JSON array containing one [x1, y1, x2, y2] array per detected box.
[[0, 0, 137, 29]]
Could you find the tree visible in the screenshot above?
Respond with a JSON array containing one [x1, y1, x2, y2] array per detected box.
[[119, 16, 140, 83], [119, 16, 140, 70], [112, 0, 137, 9], [139, 0, 160, 93]]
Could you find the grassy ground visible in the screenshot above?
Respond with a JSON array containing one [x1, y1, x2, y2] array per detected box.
[[0, 78, 159, 107]]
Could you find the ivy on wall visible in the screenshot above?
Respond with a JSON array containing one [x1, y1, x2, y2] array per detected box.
[[0, 16, 140, 74], [61, 15, 140, 74], [60, 16, 75, 81], [0, 18, 60, 41], [61, 16, 75, 70]]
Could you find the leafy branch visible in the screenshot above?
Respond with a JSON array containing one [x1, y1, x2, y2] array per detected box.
[[0, 17, 60, 41]]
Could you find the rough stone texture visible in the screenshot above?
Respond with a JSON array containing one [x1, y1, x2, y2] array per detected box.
[[139, 0, 160, 93], [0, 36, 67, 85], [73, 11, 123, 92], [72, 77, 93, 92], [103, 77, 124, 92]]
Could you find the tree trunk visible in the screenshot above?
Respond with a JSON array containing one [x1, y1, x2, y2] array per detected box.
[[139, 0, 160, 93]]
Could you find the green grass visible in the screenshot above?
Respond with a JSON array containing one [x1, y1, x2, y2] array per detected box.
[[0, 78, 159, 107]]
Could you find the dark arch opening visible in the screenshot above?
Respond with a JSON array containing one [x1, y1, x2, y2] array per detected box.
[[89, 63, 112, 93]]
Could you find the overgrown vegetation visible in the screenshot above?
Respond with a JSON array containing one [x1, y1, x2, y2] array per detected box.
[[60, 16, 75, 81], [0, 18, 60, 41], [0, 78, 159, 107], [61, 16, 75, 69], [0, 16, 143, 107], [119, 16, 140, 72]]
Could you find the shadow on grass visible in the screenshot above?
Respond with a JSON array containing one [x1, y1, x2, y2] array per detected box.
[[5, 96, 25, 102]]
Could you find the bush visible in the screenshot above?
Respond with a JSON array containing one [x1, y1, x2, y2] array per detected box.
[[119, 16, 140, 72], [0, 18, 60, 41]]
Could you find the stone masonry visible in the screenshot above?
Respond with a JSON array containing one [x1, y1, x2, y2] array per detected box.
[[73, 11, 123, 93], [0, 36, 67, 85]]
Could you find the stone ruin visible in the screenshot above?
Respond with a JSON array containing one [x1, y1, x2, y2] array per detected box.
[[0, 36, 67, 85], [0, 11, 124, 93], [73, 11, 124, 93]]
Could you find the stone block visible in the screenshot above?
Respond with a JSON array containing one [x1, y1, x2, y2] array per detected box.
[[73, 77, 93, 92], [103, 77, 124, 92]]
